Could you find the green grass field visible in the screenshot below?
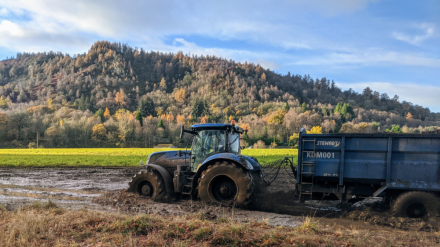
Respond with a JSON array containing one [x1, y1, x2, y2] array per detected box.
[[0, 148, 298, 167]]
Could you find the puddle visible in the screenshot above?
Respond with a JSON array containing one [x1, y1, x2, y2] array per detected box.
[[0, 167, 142, 210]]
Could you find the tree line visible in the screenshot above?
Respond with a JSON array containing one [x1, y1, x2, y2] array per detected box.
[[0, 41, 438, 148]]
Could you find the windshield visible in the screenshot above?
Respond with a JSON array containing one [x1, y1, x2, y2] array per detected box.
[[228, 132, 240, 153], [192, 130, 226, 157]]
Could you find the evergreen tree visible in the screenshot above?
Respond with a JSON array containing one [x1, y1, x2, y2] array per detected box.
[[301, 102, 307, 112], [95, 108, 104, 122], [191, 99, 210, 118], [284, 102, 290, 111], [137, 97, 155, 117], [135, 111, 143, 127], [157, 119, 165, 128]]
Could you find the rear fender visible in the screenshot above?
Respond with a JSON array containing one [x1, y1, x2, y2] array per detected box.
[[141, 162, 175, 197]]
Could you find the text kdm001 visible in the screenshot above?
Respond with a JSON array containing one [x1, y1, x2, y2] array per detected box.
[[305, 151, 335, 159]]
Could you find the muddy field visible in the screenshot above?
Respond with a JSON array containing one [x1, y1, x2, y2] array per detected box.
[[1, 167, 439, 233]]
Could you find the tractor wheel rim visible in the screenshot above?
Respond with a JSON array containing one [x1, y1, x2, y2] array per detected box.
[[407, 203, 426, 218], [210, 176, 237, 202], [141, 183, 153, 197]]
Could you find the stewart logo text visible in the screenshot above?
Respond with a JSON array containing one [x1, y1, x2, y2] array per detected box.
[[316, 141, 340, 147], [306, 152, 335, 159]]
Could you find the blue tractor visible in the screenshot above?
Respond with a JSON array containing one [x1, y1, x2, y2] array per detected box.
[[128, 123, 263, 206]]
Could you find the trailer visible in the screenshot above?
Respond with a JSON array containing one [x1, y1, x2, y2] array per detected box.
[[297, 129, 440, 218]]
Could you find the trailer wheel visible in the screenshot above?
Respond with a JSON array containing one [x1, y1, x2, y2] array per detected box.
[[128, 169, 167, 201], [198, 161, 254, 206], [391, 191, 440, 218]]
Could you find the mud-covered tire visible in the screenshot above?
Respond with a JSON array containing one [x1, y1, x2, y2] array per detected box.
[[391, 191, 440, 218], [198, 161, 254, 206], [127, 169, 167, 202]]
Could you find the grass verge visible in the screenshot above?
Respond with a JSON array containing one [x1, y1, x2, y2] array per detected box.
[[0, 201, 438, 246], [0, 148, 298, 167]]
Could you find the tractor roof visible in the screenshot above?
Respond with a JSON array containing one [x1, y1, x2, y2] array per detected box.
[[191, 123, 243, 133]]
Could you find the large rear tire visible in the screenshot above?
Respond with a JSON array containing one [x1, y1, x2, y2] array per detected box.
[[198, 161, 254, 206], [391, 191, 440, 218], [127, 169, 167, 202]]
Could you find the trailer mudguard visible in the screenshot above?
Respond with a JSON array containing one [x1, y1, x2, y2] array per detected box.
[[141, 163, 176, 197]]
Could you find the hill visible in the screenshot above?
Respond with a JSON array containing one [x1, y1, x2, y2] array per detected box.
[[0, 41, 438, 148]]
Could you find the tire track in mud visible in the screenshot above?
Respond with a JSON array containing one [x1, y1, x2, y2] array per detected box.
[[0, 167, 305, 227], [2, 167, 439, 232], [0, 167, 139, 211]]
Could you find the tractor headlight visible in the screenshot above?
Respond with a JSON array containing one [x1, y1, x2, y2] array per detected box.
[[244, 159, 254, 170]]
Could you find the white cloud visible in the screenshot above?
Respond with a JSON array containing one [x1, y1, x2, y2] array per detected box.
[[0, 0, 377, 52], [298, 0, 380, 16], [336, 82, 440, 112], [166, 38, 283, 70], [0, 20, 24, 37], [293, 50, 440, 67], [392, 23, 435, 45]]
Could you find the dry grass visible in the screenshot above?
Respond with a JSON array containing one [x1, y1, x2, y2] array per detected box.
[[0, 201, 439, 246]]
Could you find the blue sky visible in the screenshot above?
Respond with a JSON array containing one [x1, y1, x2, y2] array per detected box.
[[0, 0, 439, 112]]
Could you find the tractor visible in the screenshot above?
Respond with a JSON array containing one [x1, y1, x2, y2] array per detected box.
[[128, 123, 264, 206]]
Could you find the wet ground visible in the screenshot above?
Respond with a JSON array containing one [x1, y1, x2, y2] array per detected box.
[[1, 167, 439, 233], [0, 167, 138, 211]]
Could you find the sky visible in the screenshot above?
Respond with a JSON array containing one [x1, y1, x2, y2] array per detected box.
[[0, 0, 439, 112]]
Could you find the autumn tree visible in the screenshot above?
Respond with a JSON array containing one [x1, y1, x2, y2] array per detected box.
[[114, 89, 127, 107], [159, 77, 166, 90], [104, 108, 111, 119], [0, 96, 10, 109], [92, 124, 107, 142], [174, 88, 185, 101], [268, 110, 287, 124], [176, 114, 185, 124], [289, 133, 299, 146], [201, 115, 208, 124], [307, 126, 322, 134]]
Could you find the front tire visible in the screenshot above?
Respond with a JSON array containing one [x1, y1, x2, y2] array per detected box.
[[391, 191, 440, 218], [198, 161, 254, 206], [128, 169, 167, 201]]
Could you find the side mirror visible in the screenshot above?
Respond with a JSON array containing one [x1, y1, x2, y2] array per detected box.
[[180, 125, 184, 139]]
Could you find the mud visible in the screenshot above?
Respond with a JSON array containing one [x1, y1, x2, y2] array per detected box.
[[1, 167, 439, 232], [0, 167, 138, 211]]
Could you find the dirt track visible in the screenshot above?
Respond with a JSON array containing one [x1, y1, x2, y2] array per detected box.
[[1, 167, 439, 233]]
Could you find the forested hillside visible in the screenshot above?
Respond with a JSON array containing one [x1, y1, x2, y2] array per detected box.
[[0, 41, 438, 148]]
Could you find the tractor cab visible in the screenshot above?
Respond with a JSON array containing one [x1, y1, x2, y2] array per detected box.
[[181, 123, 245, 173], [129, 122, 259, 206]]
